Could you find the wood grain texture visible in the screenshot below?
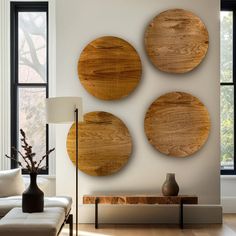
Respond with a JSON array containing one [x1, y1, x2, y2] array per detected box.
[[66, 111, 132, 176], [83, 195, 198, 205], [144, 92, 210, 157], [78, 36, 142, 100], [144, 9, 209, 73]]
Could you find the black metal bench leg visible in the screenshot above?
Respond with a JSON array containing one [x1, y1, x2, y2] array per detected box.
[[66, 214, 73, 236], [95, 198, 99, 229], [180, 199, 184, 229]]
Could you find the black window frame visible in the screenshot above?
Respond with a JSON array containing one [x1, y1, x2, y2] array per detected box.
[[221, 0, 236, 175], [10, 2, 49, 175]]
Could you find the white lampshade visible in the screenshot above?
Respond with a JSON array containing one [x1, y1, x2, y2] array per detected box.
[[45, 97, 83, 124]]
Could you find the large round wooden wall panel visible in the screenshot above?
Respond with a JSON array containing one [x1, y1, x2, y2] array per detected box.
[[144, 9, 209, 73], [66, 111, 132, 176], [144, 92, 210, 157], [78, 36, 142, 100]]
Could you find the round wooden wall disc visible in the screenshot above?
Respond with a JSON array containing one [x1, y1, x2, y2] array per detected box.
[[144, 92, 210, 157], [66, 111, 132, 176], [78, 36, 142, 100], [144, 9, 209, 73]]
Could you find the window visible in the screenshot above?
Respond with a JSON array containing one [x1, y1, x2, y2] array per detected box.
[[221, 1, 236, 174], [11, 2, 48, 174]]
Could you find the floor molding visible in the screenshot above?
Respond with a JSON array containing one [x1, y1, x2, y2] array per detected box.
[[222, 197, 236, 213]]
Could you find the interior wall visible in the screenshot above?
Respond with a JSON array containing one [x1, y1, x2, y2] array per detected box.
[[0, 0, 11, 171], [55, 0, 221, 223], [221, 177, 236, 213]]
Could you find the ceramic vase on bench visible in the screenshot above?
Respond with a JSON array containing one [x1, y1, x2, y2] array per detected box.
[[22, 172, 44, 213], [162, 173, 179, 196]]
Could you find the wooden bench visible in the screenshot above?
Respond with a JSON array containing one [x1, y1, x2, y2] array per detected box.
[[83, 195, 198, 229]]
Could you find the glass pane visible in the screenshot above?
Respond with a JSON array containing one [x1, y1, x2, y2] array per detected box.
[[220, 11, 233, 83], [221, 86, 234, 170], [18, 87, 46, 168], [18, 12, 47, 83]]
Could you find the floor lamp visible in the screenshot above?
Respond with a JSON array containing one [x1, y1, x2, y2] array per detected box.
[[45, 97, 83, 236]]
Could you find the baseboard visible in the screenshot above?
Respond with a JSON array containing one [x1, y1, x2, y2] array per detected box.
[[79, 205, 222, 224], [221, 197, 236, 213]]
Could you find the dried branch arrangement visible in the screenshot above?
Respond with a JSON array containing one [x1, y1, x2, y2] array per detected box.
[[5, 129, 55, 173]]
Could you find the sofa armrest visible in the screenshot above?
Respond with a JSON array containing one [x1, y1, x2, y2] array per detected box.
[[23, 176, 53, 197]]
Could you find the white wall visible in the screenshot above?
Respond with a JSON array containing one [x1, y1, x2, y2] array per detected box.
[[55, 0, 221, 223], [0, 0, 11, 171], [221, 177, 236, 213]]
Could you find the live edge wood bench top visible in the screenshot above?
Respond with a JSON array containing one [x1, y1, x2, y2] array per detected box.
[[83, 195, 198, 205]]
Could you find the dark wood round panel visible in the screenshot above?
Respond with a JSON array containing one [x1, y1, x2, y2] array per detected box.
[[144, 9, 209, 73], [78, 36, 142, 100], [67, 111, 132, 176], [144, 92, 210, 157]]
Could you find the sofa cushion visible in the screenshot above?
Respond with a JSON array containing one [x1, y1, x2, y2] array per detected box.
[[43, 196, 72, 216], [0, 196, 72, 218], [0, 169, 25, 197], [0, 197, 21, 218], [0, 207, 65, 236]]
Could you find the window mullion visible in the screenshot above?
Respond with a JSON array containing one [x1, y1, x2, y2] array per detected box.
[[10, 5, 18, 169], [233, 9, 236, 173]]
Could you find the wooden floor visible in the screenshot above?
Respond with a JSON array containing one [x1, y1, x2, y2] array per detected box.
[[61, 214, 236, 236]]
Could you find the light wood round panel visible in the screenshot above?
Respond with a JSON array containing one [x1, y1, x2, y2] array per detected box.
[[66, 111, 132, 176], [78, 36, 142, 100], [144, 9, 209, 73], [144, 92, 210, 157]]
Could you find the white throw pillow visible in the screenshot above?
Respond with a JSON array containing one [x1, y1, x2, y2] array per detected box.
[[0, 168, 25, 197]]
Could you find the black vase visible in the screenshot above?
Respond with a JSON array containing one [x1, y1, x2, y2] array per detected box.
[[22, 173, 44, 213]]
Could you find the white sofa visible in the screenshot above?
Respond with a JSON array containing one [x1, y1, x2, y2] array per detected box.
[[0, 195, 72, 219], [23, 175, 54, 196], [0, 169, 73, 236]]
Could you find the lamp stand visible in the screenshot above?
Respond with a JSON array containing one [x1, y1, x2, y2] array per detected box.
[[75, 108, 79, 236]]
